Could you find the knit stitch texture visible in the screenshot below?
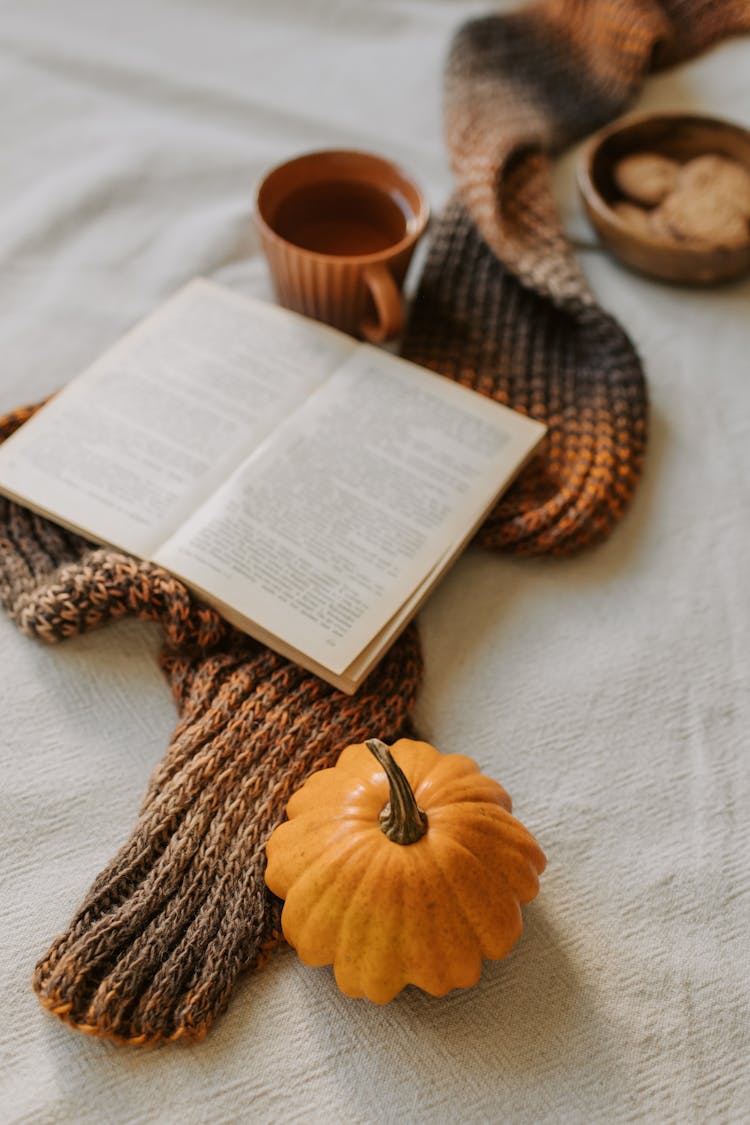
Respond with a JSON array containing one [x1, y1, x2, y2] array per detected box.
[[1, 0, 748, 1045]]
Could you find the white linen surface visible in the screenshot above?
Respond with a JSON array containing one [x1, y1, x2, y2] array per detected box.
[[1, 2, 749, 1122]]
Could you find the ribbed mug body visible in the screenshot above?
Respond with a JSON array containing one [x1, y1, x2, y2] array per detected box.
[[256, 150, 428, 341]]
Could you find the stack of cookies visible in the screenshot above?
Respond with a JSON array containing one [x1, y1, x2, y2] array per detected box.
[[612, 152, 750, 249]]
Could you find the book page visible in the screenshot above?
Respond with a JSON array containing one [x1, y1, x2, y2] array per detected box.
[[156, 347, 545, 675], [0, 280, 355, 556]]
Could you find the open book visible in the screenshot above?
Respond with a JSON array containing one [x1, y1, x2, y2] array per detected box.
[[0, 280, 545, 692]]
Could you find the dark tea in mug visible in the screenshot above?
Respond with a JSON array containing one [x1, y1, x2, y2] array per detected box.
[[270, 179, 412, 257], [255, 149, 429, 340]]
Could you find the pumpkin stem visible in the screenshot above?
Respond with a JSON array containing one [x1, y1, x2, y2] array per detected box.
[[366, 739, 428, 845]]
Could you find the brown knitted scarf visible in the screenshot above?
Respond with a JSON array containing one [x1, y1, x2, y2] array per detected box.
[[1, 0, 748, 1045]]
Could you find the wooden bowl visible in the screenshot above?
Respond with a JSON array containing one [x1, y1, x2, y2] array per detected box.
[[577, 112, 750, 284]]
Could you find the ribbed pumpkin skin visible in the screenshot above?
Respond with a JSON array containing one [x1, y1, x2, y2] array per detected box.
[[264, 739, 546, 1003]]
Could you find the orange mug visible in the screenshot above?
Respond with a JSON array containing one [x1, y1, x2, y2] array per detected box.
[[255, 149, 429, 342]]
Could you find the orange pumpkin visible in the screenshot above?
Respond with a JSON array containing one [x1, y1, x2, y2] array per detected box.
[[264, 738, 546, 1003]]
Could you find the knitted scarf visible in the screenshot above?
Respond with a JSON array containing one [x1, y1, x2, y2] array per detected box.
[[1, 0, 747, 1045]]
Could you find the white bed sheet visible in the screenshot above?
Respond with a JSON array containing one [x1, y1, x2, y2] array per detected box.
[[1, 2, 749, 1122]]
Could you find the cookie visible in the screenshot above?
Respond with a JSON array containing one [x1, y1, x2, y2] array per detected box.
[[648, 205, 679, 242], [611, 200, 653, 238], [613, 151, 680, 206], [658, 188, 749, 248], [678, 154, 750, 217]]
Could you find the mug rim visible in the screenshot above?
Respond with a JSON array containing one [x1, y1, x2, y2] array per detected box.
[[254, 147, 430, 265]]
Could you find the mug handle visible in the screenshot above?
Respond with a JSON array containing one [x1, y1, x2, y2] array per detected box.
[[361, 263, 404, 343]]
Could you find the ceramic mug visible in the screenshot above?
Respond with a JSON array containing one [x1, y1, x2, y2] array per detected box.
[[255, 149, 429, 342]]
